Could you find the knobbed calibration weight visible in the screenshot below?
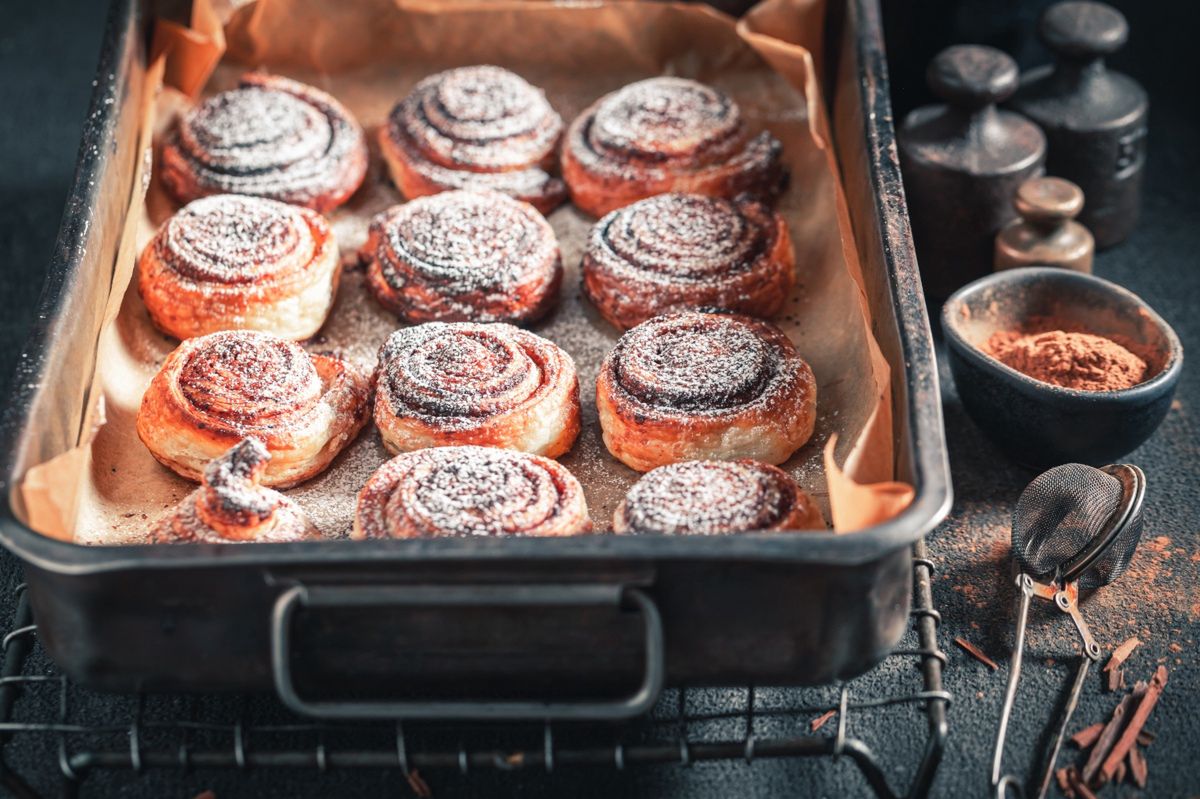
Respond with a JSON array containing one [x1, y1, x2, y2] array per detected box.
[[995, 176, 1094, 273], [1010, 0, 1148, 248], [899, 45, 1046, 299]]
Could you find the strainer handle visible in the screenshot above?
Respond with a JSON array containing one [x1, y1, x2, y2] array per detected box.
[[1034, 656, 1092, 799], [991, 573, 1035, 794]]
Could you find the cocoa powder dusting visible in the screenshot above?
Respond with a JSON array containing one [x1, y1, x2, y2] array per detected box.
[[983, 329, 1147, 391]]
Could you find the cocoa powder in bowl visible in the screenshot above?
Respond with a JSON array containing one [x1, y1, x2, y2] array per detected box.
[[983, 328, 1148, 391]]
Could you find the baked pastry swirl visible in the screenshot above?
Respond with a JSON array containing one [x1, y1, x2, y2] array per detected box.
[[149, 438, 320, 543], [380, 66, 567, 213], [137, 194, 340, 341], [613, 459, 824, 535], [374, 323, 580, 458], [137, 330, 370, 487], [596, 311, 816, 471], [161, 73, 368, 212], [353, 445, 591, 539], [582, 193, 795, 329], [562, 77, 786, 217], [361, 190, 562, 324]]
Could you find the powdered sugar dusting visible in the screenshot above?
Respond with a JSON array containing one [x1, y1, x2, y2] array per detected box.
[[158, 195, 314, 284], [592, 77, 740, 159], [595, 193, 761, 281], [378, 191, 553, 292], [618, 460, 794, 535], [379, 323, 566, 427], [177, 331, 322, 427], [607, 312, 800, 415], [355, 445, 588, 538], [150, 438, 316, 543], [565, 77, 783, 196], [393, 65, 563, 171], [170, 74, 366, 207]]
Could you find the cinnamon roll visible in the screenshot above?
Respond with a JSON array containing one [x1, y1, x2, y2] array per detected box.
[[613, 459, 824, 535], [380, 66, 567, 213], [150, 438, 320, 543], [582, 193, 795, 330], [137, 330, 370, 487], [562, 77, 786, 217], [161, 73, 368, 212], [374, 323, 580, 458], [596, 311, 816, 472], [361, 190, 562, 324], [353, 445, 591, 539], [137, 195, 340, 341]]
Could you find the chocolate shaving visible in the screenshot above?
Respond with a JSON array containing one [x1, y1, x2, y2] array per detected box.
[[405, 769, 433, 798], [954, 637, 999, 670], [1103, 637, 1140, 672], [810, 709, 837, 731], [1070, 772, 1099, 799], [1105, 666, 1125, 693], [1081, 692, 1136, 784], [1128, 745, 1148, 788], [1056, 767, 1077, 799], [1098, 666, 1168, 785], [1070, 722, 1104, 749]]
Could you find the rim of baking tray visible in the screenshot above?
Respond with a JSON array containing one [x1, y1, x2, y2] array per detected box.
[[0, 0, 952, 574]]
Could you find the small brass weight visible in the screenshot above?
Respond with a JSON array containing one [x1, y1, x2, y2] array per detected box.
[[995, 177, 1094, 273]]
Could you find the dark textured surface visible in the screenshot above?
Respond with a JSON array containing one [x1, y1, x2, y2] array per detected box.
[[0, 0, 1197, 797]]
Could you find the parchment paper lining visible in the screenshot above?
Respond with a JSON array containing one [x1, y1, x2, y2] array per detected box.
[[20, 0, 914, 543]]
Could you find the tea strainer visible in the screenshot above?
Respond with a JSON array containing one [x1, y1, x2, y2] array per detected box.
[[990, 462, 1146, 799]]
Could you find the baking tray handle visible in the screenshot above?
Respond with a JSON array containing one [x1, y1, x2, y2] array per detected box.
[[269, 583, 664, 721]]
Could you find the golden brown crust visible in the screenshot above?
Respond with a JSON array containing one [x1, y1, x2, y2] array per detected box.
[[360, 190, 562, 325], [613, 459, 824, 534], [379, 66, 567, 214], [136, 330, 371, 488], [373, 323, 580, 458], [562, 77, 786, 218], [352, 446, 591, 539], [160, 73, 368, 213], [582, 193, 795, 330], [596, 311, 816, 472], [137, 195, 340, 341], [149, 438, 320, 543]]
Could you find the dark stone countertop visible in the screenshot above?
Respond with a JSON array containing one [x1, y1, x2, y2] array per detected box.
[[0, 0, 1196, 796]]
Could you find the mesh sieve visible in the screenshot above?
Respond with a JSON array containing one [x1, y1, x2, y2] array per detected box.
[[1011, 463, 1144, 590]]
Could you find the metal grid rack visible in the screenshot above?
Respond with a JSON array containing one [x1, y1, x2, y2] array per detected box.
[[0, 540, 948, 798]]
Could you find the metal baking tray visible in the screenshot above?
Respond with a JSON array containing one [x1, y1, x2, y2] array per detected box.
[[0, 0, 950, 720]]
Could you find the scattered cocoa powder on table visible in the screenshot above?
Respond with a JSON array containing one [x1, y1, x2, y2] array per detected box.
[[983, 329, 1148, 391]]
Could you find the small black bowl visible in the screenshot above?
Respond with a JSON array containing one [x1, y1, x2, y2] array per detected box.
[[942, 268, 1183, 469]]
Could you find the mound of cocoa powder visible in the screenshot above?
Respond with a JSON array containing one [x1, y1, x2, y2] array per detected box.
[[983, 328, 1148, 391]]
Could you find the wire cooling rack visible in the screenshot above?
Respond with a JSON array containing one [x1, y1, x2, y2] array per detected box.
[[0, 540, 948, 798]]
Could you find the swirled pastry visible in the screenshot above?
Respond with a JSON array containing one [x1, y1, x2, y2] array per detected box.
[[161, 73, 368, 212], [149, 438, 320, 543], [137, 330, 370, 487], [137, 195, 340, 341], [374, 323, 580, 458], [562, 77, 786, 217], [361, 190, 562, 324], [596, 311, 816, 472], [353, 446, 591, 538], [582, 193, 795, 329], [380, 66, 567, 213], [613, 459, 824, 535]]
